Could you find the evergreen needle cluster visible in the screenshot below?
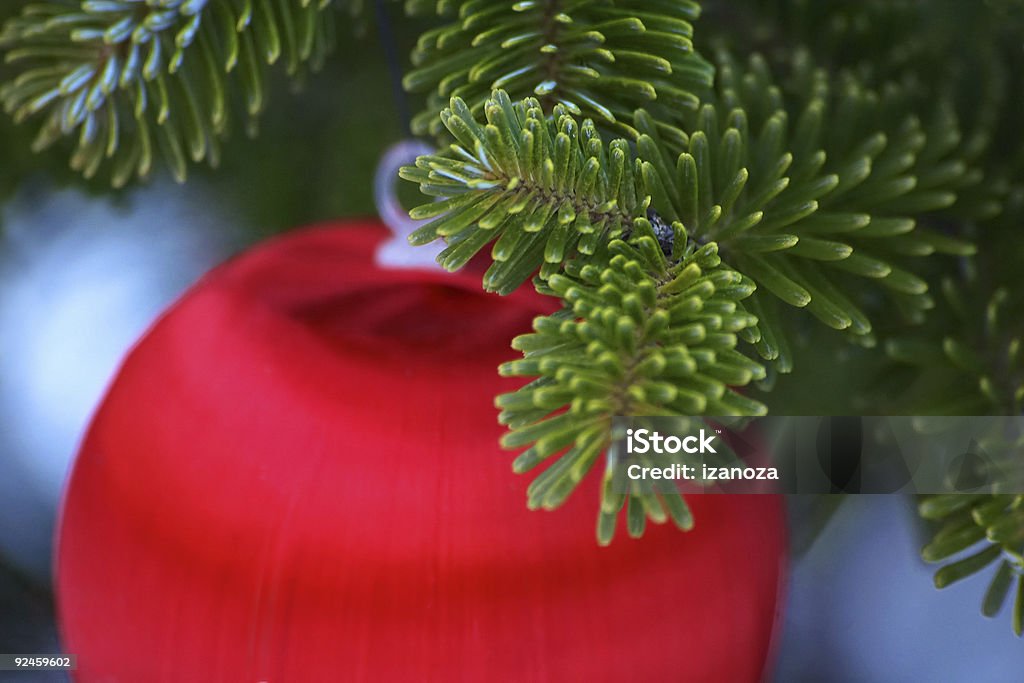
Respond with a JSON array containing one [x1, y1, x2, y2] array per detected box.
[[1, 0, 334, 185]]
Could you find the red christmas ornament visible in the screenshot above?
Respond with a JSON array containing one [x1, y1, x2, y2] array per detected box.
[[57, 221, 787, 681]]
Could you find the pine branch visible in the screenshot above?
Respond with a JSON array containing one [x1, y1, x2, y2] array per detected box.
[[880, 260, 1024, 634], [709, 0, 926, 82], [497, 226, 765, 544], [400, 90, 648, 295], [633, 50, 982, 371], [403, 91, 773, 542], [884, 276, 1023, 416], [715, 1, 1021, 229], [920, 494, 1024, 637], [696, 0, 1024, 489], [403, 0, 713, 141], [0, 0, 337, 185]]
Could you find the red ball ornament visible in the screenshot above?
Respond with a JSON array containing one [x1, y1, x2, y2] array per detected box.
[[57, 221, 787, 681]]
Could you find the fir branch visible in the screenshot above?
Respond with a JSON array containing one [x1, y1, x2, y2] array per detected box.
[[400, 90, 648, 295], [883, 263, 1024, 634], [882, 265, 1023, 416], [709, 0, 926, 82], [403, 91, 768, 543], [722, 0, 1024, 640], [633, 50, 982, 370], [0, 0, 336, 185], [403, 0, 713, 140], [920, 493, 1024, 637], [716, 1, 1021, 228], [497, 225, 765, 544]]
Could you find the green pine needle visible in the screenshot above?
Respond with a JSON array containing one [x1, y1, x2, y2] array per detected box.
[[403, 0, 713, 139], [920, 493, 1024, 637], [884, 273, 1023, 415], [497, 225, 766, 544], [629, 50, 984, 369], [0, 0, 336, 185], [401, 90, 648, 294]]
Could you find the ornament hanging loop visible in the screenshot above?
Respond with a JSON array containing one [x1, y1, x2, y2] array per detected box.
[[374, 139, 445, 271]]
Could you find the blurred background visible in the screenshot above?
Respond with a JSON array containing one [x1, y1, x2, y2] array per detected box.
[[0, 3, 1022, 682]]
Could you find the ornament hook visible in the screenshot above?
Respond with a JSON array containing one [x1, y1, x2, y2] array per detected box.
[[374, 139, 445, 271]]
